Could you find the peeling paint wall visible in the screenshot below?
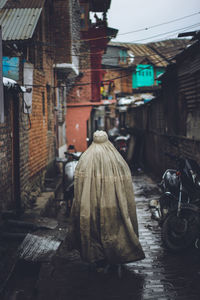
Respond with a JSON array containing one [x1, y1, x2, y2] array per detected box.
[[66, 105, 92, 152]]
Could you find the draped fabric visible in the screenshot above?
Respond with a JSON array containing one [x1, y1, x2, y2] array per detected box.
[[71, 131, 145, 264]]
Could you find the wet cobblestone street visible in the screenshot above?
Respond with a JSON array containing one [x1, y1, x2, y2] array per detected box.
[[1, 173, 200, 300], [36, 173, 200, 300], [128, 174, 200, 300]]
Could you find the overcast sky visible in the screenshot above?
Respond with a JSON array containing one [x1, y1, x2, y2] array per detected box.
[[107, 0, 200, 43]]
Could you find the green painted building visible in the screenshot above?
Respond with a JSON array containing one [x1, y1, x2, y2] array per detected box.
[[132, 64, 165, 88], [103, 40, 190, 95]]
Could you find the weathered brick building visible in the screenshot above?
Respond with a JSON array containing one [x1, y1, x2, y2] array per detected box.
[[102, 40, 189, 102], [102, 44, 133, 97], [126, 37, 200, 176], [0, 79, 23, 211], [0, 0, 81, 210], [66, 0, 117, 151]]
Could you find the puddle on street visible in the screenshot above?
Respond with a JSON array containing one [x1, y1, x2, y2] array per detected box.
[[126, 174, 200, 300], [37, 173, 200, 300], [2, 173, 200, 300]]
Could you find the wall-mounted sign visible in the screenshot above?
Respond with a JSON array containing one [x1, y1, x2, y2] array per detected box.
[[3, 56, 19, 81]]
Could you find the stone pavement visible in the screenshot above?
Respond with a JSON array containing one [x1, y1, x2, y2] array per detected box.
[[129, 174, 200, 300], [1, 173, 200, 300], [35, 173, 200, 300]]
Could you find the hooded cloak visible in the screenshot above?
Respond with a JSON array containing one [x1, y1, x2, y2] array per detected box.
[[71, 130, 145, 264]]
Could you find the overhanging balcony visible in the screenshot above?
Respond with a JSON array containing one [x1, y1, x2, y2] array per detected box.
[[89, 0, 111, 12]]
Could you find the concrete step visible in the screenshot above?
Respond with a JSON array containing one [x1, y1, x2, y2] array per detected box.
[[27, 175, 63, 218]]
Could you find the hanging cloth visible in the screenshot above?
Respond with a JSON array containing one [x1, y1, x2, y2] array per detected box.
[[71, 130, 145, 264]]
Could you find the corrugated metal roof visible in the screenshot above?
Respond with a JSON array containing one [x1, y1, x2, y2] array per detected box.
[[0, 0, 8, 9], [4, 0, 45, 8], [18, 233, 61, 262], [149, 38, 190, 50], [0, 8, 42, 40], [149, 39, 190, 63], [109, 39, 190, 67], [109, 41, 168, 67]]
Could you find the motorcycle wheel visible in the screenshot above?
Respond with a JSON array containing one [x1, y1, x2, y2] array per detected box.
[[159, 194, 177, 219], [161, 209, 199, 252]]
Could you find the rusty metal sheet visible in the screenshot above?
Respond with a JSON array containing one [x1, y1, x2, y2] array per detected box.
[[18, 234, 61, 262]]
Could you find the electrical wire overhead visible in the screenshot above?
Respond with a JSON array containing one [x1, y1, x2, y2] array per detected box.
[[76, 11, 200, 42], [118, 11, 200, 36], [129, 22, 200, 43], [2, 43, 190, 72], [16, 52, 177, 89]]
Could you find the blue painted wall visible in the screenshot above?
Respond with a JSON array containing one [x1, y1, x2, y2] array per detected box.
[[132, 64, 154, 88], [2, 57, 19, 81]]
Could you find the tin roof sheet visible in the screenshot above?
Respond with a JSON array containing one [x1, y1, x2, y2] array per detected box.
[[109, 39, 190, 67], [0, 0, 8, 9], [18, 233, 61, 262], [4, 0, 45, 8], [109, 41, 168, 67], [149, 39, 191, 62], [0, 7, 42, 40]]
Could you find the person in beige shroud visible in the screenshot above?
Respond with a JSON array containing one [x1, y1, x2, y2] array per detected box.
[[71, 130, 145, 273]]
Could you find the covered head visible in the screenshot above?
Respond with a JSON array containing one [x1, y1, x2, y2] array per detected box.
[[71, 130, 145, 264]]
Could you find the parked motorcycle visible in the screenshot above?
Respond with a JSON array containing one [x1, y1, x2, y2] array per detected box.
[[108, 127, 120, 144], [56, 145, 82, 216], [158, 153, 200, 252], [114, 134, 130, 160], [108, 127, 130, 160]]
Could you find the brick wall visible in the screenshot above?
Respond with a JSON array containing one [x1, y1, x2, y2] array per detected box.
[[19, 6, 58, 208], [29, 70, 47, 176], [0, 90, 13, 210], [54, 0, 71, 64], [103, 69, 121, 96], [53, 0, 81, 65], [102, 68, 132, 96], [121, 69, 132, 94], [71, 0, 81, 66], [1, 0, 81, 210], [68, 41, 92, 103]]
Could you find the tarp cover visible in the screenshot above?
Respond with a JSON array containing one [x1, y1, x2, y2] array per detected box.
[[71, 130, 145, 264]]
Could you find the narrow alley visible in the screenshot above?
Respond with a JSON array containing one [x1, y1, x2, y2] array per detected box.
[[0, 0, 200, 299], [1, 172, 200, 300]]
